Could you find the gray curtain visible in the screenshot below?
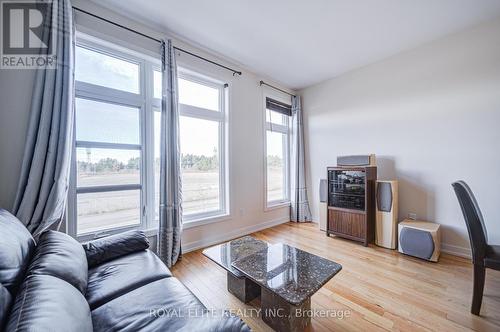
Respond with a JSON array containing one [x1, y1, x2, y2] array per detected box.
[[290, 96, 312, 222], [158, 39, 182, 267], [13, 0, 75, 240]]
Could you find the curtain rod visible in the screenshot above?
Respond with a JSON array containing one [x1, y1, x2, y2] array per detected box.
[[259, 80, 295, 97], [73, 7, 242, 76]]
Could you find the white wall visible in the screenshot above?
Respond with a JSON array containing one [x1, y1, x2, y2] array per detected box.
[[300, 17, 500, 257], [0, 0, 293, 251]]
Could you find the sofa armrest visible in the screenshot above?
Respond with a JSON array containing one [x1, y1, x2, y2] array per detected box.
[[82, 230, 150, 268]]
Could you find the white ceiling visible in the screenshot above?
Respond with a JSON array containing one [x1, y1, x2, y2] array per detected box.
[[93, 0, 500, 90]]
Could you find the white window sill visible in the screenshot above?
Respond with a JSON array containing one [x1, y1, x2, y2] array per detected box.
[[183, 213, 231, 229], [265, 201, 290, 212], [148, 213, 232, 233], [78, 213, 232, 242]]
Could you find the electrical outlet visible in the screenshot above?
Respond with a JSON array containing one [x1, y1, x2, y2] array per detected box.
[[408, 213, 417, 220]]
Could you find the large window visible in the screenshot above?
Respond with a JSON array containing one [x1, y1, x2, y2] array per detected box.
[[265, 97, 291, 207], [70, 34, 160, 240], [155, 72, 228, 221], [70, 33, 229, 239]]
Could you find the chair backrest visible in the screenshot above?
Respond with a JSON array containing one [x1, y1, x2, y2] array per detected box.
[[452, 181, 488, 264]]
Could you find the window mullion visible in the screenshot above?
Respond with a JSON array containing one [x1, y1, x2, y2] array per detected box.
[[77, 184, 142, 194], [75, 141, 141, 150], [75, 81, 143, 107], [143, 61, 155, 230], [266, 123, 287, 134], [179, 104, 224, 122]]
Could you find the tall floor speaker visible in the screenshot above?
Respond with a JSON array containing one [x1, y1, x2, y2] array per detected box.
[[375, 180, 398, 249], [319, 179, 328, 231]]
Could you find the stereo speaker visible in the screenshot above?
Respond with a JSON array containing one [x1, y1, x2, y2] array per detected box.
[[337, 154, 376, 167], [375, 180, 398, 249], [398, 220, 441, 262], [319, 179, 327, 231]]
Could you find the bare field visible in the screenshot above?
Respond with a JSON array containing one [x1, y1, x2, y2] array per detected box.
[[77, 168, 284, 234]]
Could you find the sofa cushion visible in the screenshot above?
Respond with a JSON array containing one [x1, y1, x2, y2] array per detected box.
[[83, 230, 150, 268], [28, 230, 88, 293], [4, 274, 93, 332], [0, 283, 12, 330], [91, 277, 249, 332], [86, 250, 171, 310], [0, 209, 35, 293]]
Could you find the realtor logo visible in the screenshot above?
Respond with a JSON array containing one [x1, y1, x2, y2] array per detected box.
[[1, 0, 56, 68]]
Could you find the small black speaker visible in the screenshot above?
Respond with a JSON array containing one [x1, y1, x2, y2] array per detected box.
[[319, 179, 327, 203], [337, 154, 376, 167]]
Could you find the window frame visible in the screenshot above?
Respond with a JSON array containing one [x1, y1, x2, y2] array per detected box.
[[176, 70, 229, 224], [69, 32, 231, 240], [263, 90, 291, 209], [69, 33, 160, 241]]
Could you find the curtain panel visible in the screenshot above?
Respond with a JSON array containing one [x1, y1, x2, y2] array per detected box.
[[13, 0, 75, 240], [290, 96, 312, 222], [157, 39, 183, 267]]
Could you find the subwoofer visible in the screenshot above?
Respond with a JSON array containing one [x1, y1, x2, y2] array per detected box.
[[375, 180, 398, 249], [319, 179, 327, 231], [398, 220, 441, 262]]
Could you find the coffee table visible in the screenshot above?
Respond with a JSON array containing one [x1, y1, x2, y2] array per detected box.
[[232, 243, 342, 332], [202, 236, 268, 303], [203, 237, 342, 332]]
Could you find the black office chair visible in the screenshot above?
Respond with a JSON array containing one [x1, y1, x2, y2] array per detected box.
[[452, 181, 500, 315]]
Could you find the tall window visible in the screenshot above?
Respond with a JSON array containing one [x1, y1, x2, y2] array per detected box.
[[70, 34, 159, 240], [70, 33, 229, 239], [154, 72, 228, 221], [265, 97, 291, 207]]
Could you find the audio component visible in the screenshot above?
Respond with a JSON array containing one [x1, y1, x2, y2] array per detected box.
[[337, 154, 376, 167], [375, 180, 398, 249], [398, 220, 441, 262]]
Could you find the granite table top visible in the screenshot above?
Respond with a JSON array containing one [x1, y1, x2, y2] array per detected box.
[[231, 243, 342, 305], [202, 236, 269, 277]]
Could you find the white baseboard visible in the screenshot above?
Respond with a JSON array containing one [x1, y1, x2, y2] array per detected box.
[[441, 243, 471, 259], [181, 215, 471, 260], [182, 216, 289, 253]]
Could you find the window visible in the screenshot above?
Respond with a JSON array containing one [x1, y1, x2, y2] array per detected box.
[[265, 97, 291, 207], [154, 72, 228, 222], [70, 34, 160, 240], [70, 33, 229, 239]]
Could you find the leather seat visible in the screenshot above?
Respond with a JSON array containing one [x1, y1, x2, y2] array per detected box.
[[5, 274, 93, 332], [0, 209, 250, 332], [86, 250, 172, 309], [0, 209, 35, 293], [28, 230, 88, 293], [91, 277, 248, 332]]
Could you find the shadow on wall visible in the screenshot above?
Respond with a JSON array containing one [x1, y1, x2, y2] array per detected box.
[[377, 156, 466, 248], [377, 156, 436, 222]]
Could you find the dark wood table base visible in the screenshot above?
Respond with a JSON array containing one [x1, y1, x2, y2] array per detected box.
[[203, 237, 341, 332], [261, 288, 311, 332], [227, 272, 261, 303]]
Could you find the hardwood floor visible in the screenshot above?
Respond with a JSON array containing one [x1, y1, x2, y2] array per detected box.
[[171, 222, 500, 331]]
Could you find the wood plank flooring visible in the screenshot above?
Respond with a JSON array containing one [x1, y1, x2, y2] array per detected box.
[[171, 222, 500, 331]]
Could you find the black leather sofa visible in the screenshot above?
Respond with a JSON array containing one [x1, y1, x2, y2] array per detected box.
[[0, 209, 250, 331]]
